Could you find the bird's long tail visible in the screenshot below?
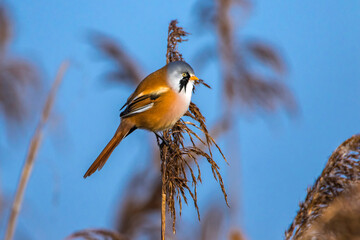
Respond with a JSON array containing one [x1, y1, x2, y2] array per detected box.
[[84, 119, 136, 178]]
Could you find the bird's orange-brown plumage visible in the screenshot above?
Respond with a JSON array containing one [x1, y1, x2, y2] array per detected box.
[[124, 65, 169, 104], [84, 62, 197, 178]]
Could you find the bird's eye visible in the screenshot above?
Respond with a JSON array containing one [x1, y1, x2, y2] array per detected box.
[[182, 72, 188, 78]]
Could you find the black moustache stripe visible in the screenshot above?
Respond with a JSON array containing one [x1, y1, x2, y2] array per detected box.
[[179, 77, 189, 93]]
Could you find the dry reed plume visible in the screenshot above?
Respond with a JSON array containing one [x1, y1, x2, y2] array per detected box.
[[301, 183, 360, 240], [159, 19, 228, 239], [4, 62, 69, 240], [285, 134, 360, 239], [90, 33, 143, 85], [0, 5, 40, 128], [196, 0, 295, 113]]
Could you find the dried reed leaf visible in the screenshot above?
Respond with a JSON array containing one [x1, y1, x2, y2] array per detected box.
[[66, 229, 127, 240], [285, 134, 360, 240], [91, 33, 143, 85]]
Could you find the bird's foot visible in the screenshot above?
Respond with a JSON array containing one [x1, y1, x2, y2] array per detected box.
[[153, 132, 169, 146]]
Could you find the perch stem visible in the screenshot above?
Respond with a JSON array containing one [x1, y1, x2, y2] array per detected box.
[[161, 148, 167, 240]]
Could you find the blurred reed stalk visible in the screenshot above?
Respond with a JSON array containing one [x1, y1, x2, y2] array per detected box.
[[4, 62, 69, 240]]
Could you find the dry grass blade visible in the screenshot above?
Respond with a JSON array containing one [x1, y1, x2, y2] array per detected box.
[[159, 20, 228, 238], [300, 183, 360, 240], [91, 33, 143, 85], [193, 78, 211, 90], [66, 229, 127, 240], [285, 134, 360, 240], [4, 62, 69, 240]]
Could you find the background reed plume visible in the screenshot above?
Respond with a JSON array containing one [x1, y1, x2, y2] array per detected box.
[[0, 5, 40, 130], [195, 0, 295, 113]]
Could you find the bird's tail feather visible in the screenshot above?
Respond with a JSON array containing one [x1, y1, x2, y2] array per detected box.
[[83, 120, 135, 178]]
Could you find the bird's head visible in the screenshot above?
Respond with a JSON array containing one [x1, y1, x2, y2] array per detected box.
[[166, 61, 199, 94]]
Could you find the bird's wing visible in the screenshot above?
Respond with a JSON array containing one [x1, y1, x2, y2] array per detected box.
[[120, 65, 169, 118], [120, 87, 169, 118]]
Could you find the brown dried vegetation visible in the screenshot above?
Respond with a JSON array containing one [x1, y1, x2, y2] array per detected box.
[[286, 134, 360, 239], [160, 19, 228, 236], [90, 33, 143, 85], [301, 183, 360, 240], [0, 5, 40, 126]]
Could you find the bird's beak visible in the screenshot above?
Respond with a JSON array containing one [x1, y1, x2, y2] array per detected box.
[[190, 75, 199, 81]]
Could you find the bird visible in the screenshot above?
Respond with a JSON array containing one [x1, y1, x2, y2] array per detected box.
[[84, 61, 199, 178]]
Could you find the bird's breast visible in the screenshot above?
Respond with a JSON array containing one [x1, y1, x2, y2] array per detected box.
[[129, 89, 192, 132]]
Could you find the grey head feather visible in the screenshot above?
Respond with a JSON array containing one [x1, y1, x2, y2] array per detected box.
[[166, 61, 195, 76], [166, 61, 196, 93]]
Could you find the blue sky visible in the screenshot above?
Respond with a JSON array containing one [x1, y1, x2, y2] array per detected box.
[[1, 1, 360, 239]]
